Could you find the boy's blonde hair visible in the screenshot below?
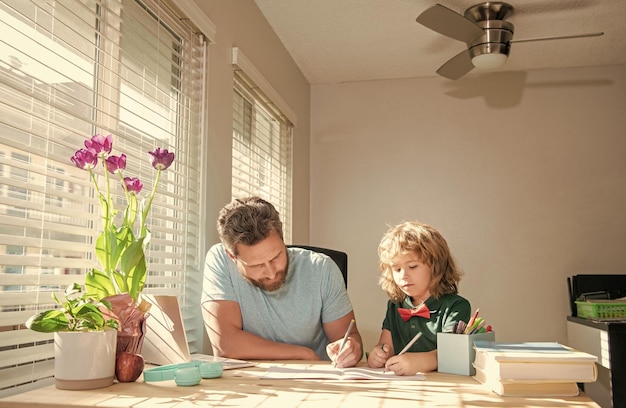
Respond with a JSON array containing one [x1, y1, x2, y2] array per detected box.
[[378, 221, 463, 303]]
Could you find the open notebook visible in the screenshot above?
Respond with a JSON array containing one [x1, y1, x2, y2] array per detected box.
[[141, 294, 255, 370]]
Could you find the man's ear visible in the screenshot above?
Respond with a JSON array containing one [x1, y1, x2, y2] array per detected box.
[[225, 249, 236, 261]]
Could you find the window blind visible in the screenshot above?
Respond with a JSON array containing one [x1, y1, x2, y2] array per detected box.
[[0, 0, 204, 396], [232, 56, 293, 242]]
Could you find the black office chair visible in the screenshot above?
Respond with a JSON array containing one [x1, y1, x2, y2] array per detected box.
[[287, 245, 348, 288]]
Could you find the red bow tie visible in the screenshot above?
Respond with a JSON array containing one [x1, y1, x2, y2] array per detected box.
[[398, 304, 430, 321]]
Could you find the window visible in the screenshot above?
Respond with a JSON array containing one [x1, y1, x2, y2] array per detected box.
[[0, 0, 205, 395], [231, 48, 293, 241]]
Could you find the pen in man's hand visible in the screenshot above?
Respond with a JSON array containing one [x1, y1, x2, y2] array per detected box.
[[332, 319, 355, 368]]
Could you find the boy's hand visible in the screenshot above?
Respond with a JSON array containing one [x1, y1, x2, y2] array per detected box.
[[367, 343, 391, 368], [384, 350, 437, 375], [384, 354, 419, 376]]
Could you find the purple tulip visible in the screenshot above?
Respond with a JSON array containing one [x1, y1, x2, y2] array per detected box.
[[70, 149, 98, 170], [124, 177, 143, 193], [106, 154, 127, 174], [85, 134, 113, 156], [148, 148, 175, 170]]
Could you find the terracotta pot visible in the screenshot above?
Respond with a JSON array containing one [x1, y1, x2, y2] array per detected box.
[[54, 329, 117, 390]]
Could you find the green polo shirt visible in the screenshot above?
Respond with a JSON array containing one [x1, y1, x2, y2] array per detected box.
[[382, 294, 471, 353]]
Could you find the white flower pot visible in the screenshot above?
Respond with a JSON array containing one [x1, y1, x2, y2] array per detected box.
[[54, 329, 117, 390]]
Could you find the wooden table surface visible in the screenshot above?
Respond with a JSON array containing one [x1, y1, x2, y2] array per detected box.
[[0, 361, 601, 408]]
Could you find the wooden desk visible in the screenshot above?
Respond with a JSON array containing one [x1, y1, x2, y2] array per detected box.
[[0, 361, 600, 408]]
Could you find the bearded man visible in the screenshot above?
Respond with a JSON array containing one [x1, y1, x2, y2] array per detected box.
[[202, 197, 362, 367]]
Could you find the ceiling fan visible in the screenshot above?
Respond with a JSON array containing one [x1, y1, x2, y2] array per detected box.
[[416, 2, 604, 80]]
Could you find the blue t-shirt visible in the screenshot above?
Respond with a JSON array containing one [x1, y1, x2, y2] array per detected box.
[[201, 244, 353, 360]]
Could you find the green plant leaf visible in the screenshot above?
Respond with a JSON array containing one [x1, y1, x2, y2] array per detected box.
[[65, 282, 82, 297], [120, 238, 146, 301], [120, 238, 145, 273], [26, 284, 117, 333], [95, 229, 121, 271], [128, 254, 147, 302], [105, 319, 120, 330], [85, 269, 117, 299], [99, 298, 114, 311], [112, 270, 127, 294], [25, 310, 70, 332], [74, 303, 105, 330], [124, 193, 138, 228], [142, 226, 152, 249]]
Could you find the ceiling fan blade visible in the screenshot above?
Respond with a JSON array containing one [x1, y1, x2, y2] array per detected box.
[[512, 32, 604, 44], [436, 50, 474, 80], [416, 4, 484, 43]]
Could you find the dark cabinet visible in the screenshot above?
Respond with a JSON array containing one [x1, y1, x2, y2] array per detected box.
[[567, 316, 626, 408]]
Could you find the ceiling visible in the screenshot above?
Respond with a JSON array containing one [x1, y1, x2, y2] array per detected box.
[[254, 0, 626, 84]]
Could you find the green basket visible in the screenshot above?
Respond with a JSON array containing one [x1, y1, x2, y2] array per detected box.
[[576, 301, 626, 320]]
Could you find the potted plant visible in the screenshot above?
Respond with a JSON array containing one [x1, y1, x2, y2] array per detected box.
[[69, 133, 175, 380], [26, 283, 119, 390]]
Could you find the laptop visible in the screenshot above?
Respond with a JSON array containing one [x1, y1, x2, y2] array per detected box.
[[141, 294, 255, 370]]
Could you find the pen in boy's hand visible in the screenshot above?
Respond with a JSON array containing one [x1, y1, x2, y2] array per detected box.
[[379, 344, 388, 373], [384, 332, 422, 373], [397, 332, 421, 356]]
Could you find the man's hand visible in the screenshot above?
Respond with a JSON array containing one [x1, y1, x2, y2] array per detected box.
[[326, 336, 362, 368], [323, 313, 363, 367]]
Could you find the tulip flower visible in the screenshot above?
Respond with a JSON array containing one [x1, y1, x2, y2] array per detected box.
[[124, 177, 143, 193], [106, 154, 127, 174], [71, 149, 98, 170], [71, 134, 174, 303], [84, 134, 113, 156], [148, 147, 175, 170]]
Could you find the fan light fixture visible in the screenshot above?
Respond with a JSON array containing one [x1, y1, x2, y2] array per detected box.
[[467, 15, 514, 70], [469, 41, 511, 69], [471, 53, 507, 69], [416, 2, 604, 80]]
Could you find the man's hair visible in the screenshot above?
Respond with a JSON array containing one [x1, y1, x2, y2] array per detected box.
[[217, 196, 284, 256], [377, 221, 463, 303]]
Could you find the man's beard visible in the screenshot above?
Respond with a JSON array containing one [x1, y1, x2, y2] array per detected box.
[[244, 254, 289, 292], [247, 269, 287, 292]]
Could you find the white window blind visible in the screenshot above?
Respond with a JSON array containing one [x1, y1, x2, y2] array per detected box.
[[0, 0, 204, 396], [232, 52, 293, 241]]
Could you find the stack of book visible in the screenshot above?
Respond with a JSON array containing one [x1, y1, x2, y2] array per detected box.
[[472, 341, 598, 397]]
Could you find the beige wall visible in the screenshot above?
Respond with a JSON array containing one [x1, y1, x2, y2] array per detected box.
[[310, 66, 626, 351], [194, 0, 312, 249], [194, 1, 626, 356], [192, 1, 311, 352]]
